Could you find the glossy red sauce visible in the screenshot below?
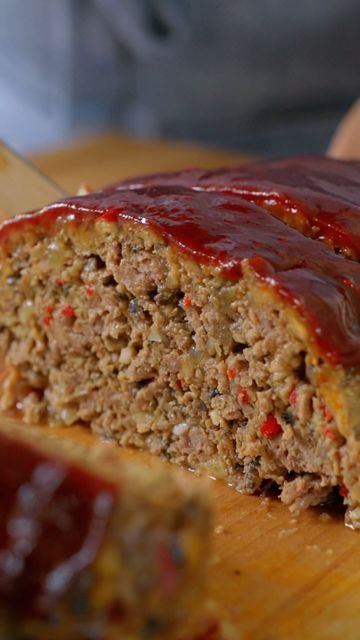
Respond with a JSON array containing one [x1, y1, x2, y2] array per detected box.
[[2, 160, 360, 368], [0, 431, 116, 617], [119, 156, 360, 259]]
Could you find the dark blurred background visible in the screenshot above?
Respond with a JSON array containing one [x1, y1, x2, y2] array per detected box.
[[0, 0, 359, 154]]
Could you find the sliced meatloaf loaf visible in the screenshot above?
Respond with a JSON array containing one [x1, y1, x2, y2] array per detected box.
[[1, 156, 360, 526], [0, 418, 209, 640]]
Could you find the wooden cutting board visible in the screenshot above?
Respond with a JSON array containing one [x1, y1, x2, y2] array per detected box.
[[5, 132, 360, 640]]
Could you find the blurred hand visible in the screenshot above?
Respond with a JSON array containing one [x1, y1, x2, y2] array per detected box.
[[328, 99, 360, 160]]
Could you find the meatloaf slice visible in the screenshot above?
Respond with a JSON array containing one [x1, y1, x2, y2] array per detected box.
[[1, 169, 360, 526], [0, 418, 209, 640]]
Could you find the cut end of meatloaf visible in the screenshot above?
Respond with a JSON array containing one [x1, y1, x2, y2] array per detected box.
[[1, 166, 360, 526], [0, 418, 209, 639]]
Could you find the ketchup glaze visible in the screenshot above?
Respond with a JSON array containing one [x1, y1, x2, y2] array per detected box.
[[118, 156, 360, 260], [0, 430, 116, 617]]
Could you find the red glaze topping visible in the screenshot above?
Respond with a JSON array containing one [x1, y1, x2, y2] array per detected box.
[[118, 156, 360, 259], [0, 431, 116, 617], [3, 162, 360, 367]]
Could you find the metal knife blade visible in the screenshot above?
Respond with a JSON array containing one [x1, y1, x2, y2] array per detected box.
[[0, 140, 66, 221]]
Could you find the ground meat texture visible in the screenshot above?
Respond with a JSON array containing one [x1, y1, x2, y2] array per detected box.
[[1, 184, 360, 526]]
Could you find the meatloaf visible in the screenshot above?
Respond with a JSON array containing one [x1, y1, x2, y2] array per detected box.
[[1, 156, 360, 526], [0, 418, 209, 640]]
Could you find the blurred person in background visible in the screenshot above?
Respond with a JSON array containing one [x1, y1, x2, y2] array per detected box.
[[0, 0, 359, 157]]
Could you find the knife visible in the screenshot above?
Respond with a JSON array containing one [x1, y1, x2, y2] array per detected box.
[[0, 140, 65, 220]]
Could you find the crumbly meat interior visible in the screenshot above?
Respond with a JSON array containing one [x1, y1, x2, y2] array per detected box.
[[0, 219, 347, 511]]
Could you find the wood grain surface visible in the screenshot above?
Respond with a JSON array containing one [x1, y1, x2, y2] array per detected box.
[[20, 132, 360, 640], [31, 131, 249, 194]]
